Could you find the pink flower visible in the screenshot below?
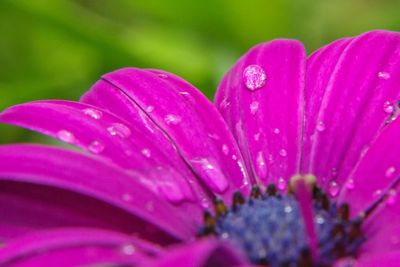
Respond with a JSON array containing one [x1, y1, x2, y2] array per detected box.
[[0, 30, 399, 266]]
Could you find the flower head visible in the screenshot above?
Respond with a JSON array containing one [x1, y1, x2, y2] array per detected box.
[[0, 30, 400, 266]]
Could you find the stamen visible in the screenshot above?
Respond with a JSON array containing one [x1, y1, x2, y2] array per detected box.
[[232, 192, 245, 211], [214, 198, 228, 217], [251, 185, 261, 199], [266, 184, 277, 196]]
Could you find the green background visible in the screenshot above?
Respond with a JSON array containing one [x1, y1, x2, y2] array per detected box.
[[1, 0, 400, 143]]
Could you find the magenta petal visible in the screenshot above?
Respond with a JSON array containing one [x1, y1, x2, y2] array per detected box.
[[215, 40, 306, 189], [302, 30, 400, 192], [150, 239, 247, 267], [0, 228, 151, 267], [0, 144, 195, 242], [0, 100, 202, 205], [352, 252, 400, 267], [87, 68, 251, 202], [338, 119, 400, 255]]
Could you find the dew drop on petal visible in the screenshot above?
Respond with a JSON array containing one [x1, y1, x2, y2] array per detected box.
[[277, 177, 287, 191], [316, 121, 326, 132], [121, 193, 132, 202], [279, 149, 287, 157], [256, 151, 267, 178], [243, 65, 267, 91], [254, 132, 261, 141], [190, 158, 228, 192], [146, 106, 154, 113], [383, 101, 395, 114], [273, 128, 280, 134], [387, 189, 397, 206], [232, 154, 238, 161], [378, 71, 391, 80], [328, 181, 339, 197], [88, 140, 105, 154], [157, 73, 168, 79], [121, 244, 136, 255], [164, 114, 182, 125], [385, 166, 396, 177], [221, 144, 229, 155], [374, 189, 382, 198], [57, 130, 76, 144], [83, 108, 103, 120], [346, 179, 355, 190], [250, 101, 259, 114], [107, 123, 131, 138], [141, 148, 151, 158]]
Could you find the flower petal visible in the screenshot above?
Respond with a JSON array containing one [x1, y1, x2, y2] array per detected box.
[[0, 144, 195, 242], [149, 239, 247, 267], [353, 252, 400, 267], [83, 68, 251, 202], [215, 40, 306, 189], [0, 100, 201, 206], [302, 30, 400, 192], [0, 228, 151, 267], [338, 118, 400, 255]]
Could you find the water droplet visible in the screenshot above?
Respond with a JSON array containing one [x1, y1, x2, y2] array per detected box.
[[107, 123, 131, 138], [179, 91, 190, 95], [277, 177, 287, 191], [190, 158, 228, 192], [383, 101, 394, 114], [121, 244, 136, 255], [232, 154, 238, 161], [346, 179, 355, 190], [121, 193, 132, 202], [208, 133, 220, 140], [386, 166, 396, 177], [164, 114, 182, 125], [254, 132, 261, 141], [284, 205, 293, 213], [328, 181, 339, 197], [279, 149, 287, 157], [146, 106, 154, 113], [83, 108, 103, 120], [273, 128, 280, 134], [243, 65, 267, 91], [141, 148, 151, 158], [316, 121, 325, 132], [387, 189, 397, 206], [256, 151, 267, 178], [57, 130, 76, 144], [374, 189, 382, 198], [316, 216, 325, 225], [88, 140, 105, 154], [158, 73, 168, 79], [250, 101, 259, 114], [221, 144, 229, 155], [219, 98, 230, 109], [146, 201, 154, 211], [378, 71, 390, 80]]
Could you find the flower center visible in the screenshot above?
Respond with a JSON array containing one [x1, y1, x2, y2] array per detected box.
[[199, 184, 365, 266]]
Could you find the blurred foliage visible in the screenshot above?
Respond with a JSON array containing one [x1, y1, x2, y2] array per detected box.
[[1, 0, 400, 143]]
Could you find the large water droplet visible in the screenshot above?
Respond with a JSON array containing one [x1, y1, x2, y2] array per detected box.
[[83, 108, 103, 120], [279, 149, 287, 157], [190, 158, 228, 193], [385, 166, 396, 177], [141, 148, 151, 158], [164, 114, 182, 125], [328, 181, 339, 197], [88, 140, 105, 154], [243, 65, 267, 91], [146, 106, 155, 113], [221, 144, 229, 155], [378, 71, 391, 80], [383, 101, 395, 114], [250, 101, 259, 115], [273, 128, 280, 134], [57, 130, 76, 144], [107, 123, 131, 138], [316, 121, 326, 132], [277, 177, 287, 191]]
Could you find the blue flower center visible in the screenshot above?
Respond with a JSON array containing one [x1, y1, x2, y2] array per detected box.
[[199, 185, 365, 266]]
